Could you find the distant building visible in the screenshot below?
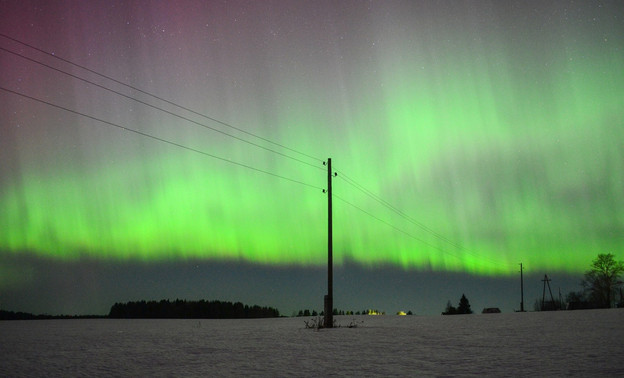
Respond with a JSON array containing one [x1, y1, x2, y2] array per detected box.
[[482, 307, 501, 314]]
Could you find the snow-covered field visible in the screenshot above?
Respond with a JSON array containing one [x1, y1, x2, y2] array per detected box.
[[1, 309, 622, 376]]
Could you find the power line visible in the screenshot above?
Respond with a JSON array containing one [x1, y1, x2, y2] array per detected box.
[[0, 86, 324, 191], [336, 169, 466, 250], [333, 193, 467, 261], [0, 46, 324, 172], [0, 33, 322, 164], [334, 193, 508, 268], [334, 169, 512, 268]]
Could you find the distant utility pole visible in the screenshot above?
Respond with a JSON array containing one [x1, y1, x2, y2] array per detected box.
[[519, 263, 525, 312], [323, 158, 336, 328], [541, 274, 556, 311]]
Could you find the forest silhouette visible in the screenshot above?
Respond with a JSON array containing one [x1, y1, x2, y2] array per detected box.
[[108, 299, 280, 319], [1, 299, 279, 320]]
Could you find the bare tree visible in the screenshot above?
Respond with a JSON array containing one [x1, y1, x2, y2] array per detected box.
[[582, 253, 624, 308]]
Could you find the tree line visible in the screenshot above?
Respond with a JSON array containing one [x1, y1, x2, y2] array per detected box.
[[0, 310, 105, 320], [108, 299, 280, 319], [295, 309, 356, 317], [295, 308, 402, 317]]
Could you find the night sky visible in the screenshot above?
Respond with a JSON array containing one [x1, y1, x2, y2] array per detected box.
[[1, 1, 622, 316]]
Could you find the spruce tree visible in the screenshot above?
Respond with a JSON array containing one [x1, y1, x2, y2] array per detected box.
[[457, 294, 473, 314]]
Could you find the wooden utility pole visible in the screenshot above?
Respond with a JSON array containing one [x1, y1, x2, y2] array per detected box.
[[541, 274, 556, 311], [519, 263, 525, 312], [324, 158, 334, 328]]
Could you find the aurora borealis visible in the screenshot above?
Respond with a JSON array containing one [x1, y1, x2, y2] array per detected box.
[[1, 1, 623, 315]]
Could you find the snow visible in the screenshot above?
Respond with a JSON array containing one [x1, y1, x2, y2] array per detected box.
[[1, 309, 623, 376]]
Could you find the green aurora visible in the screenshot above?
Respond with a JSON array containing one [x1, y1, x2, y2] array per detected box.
[[1, 1, 623, 281]]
